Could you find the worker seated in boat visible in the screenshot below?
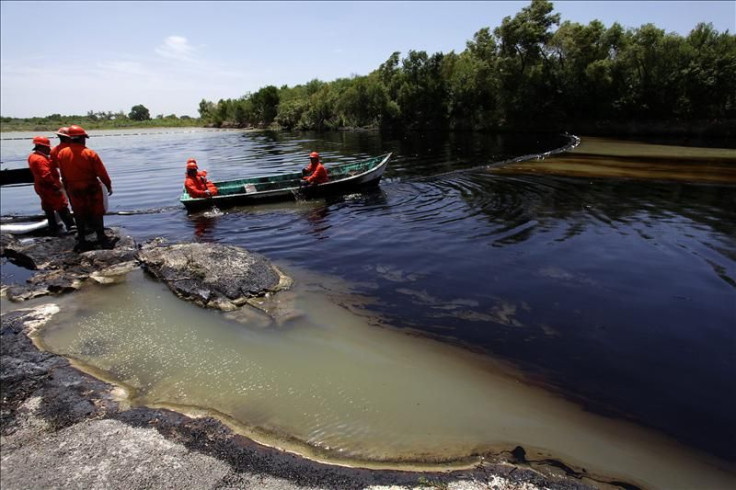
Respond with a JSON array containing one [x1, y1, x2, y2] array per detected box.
[[301, 151, 328, 186], [184, 159, 219, 198]]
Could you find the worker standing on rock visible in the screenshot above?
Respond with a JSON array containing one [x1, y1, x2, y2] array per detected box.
[[56, 125, 114, 251], [27, 136, 76, 235], [50, 127, 71, 167]]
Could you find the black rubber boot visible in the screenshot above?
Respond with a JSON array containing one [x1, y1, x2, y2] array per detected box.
[[58, 208, 76, 232], [94, 217, 114, 249], [74, 222, 90, 252], [44, 210, 60, 235]]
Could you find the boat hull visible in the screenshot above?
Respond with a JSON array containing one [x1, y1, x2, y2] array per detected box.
[[0, 218, 51, 235], [0, 168, 34, 187]]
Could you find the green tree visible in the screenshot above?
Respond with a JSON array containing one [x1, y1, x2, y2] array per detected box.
[[335, 75, 393, 127], [494, 0, 561, 123], [377, 51, 402, 98], [251, 85, 280, 125], [209, 99, 231, 127], [447, 28, 500, 129], [198, 99, 214, 120], [549, 20, 620, 121], [128, 104, 151, 121], [395, 50, 449, 129], [275, 98, 309, 129], [232, 97, 254, 126], [678, 23, 736, 119], [304, 84, 340, 129]]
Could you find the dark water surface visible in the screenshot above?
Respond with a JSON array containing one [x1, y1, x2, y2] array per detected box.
[[2, 129, 735, 467]]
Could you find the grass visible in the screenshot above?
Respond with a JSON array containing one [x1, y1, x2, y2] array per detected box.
[[1, 118, 203, 133]]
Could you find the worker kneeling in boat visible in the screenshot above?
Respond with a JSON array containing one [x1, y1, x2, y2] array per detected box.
[[27, 136, 76, 235], [184, 159, 219, 198], [301, 151, 328, 186]]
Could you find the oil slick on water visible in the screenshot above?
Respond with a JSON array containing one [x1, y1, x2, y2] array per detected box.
[[489, 136, 736, 184], [30, 266, 735, 490]]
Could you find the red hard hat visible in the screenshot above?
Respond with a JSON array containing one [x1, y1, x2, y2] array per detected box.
[[186, 162, 198, 171], [32, 136, 51, 147], [309, 152, 320, 160], [67, 125, 89, 138], [187, 158, 197, 165], [56, 127, 70, 137]]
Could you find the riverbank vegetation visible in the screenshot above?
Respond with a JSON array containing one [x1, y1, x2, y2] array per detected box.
[[0, 107, 201, 132], [199, 0, 735, 136]]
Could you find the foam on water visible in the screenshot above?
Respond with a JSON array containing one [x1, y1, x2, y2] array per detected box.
[[36, 267, 735, 489]]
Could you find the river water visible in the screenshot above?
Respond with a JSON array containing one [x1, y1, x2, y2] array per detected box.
[[1, 128, 735, 488]]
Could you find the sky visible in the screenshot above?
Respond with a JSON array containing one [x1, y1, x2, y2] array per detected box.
[[1, 1, 734, 118]]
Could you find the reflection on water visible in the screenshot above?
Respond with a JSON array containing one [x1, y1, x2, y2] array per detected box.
[[38, 269, 735, 488], [190, 208, 224, 239]]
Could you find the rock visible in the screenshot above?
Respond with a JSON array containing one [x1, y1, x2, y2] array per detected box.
[[1, 229, 135, 272], [1, 228, 138, 302], [2, 230, 294, 321], [0, 232, 25, 257], [89, 261, 139, 285], [138, 241, 292, 311], [7, 270, 86, 301]]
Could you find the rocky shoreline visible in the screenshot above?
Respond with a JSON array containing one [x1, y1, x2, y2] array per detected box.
[[1, 229, 602, 489]]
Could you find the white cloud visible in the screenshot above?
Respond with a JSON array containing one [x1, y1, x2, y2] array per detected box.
[[155, 35, 196, 61]]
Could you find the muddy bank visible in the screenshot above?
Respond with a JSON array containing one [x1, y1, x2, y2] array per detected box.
[[1, 306, 596, 490]]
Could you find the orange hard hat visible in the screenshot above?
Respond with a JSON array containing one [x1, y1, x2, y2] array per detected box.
[[32, 136, 51, 147], [186, 162, 198, 171], [67, 125, 89, 138], [56, 127, 70, 137], [187, 158, 197, 165], [309, 151, 320, 160]]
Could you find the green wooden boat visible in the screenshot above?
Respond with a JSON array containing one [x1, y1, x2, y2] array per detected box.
[[180, 153, 391, 212]]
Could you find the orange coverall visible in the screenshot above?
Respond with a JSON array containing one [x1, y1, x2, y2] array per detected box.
[[27, 151, 69, 212], [303, 161, 328, 184], [185, 170, 218, 198], [50, 142, 69, 170], [56, 143, 112, 218]]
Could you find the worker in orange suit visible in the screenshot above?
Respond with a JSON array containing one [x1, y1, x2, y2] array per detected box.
[[27, 136, 76, 235], [56, 125, 114, 251], [184, 158, 218, 198], [301, 151, 328, 186], [50, 126, 71, 168]]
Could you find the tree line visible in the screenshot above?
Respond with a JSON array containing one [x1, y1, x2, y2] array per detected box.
[[198, 0, 735, 134], [1, 105, 200, 132]]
